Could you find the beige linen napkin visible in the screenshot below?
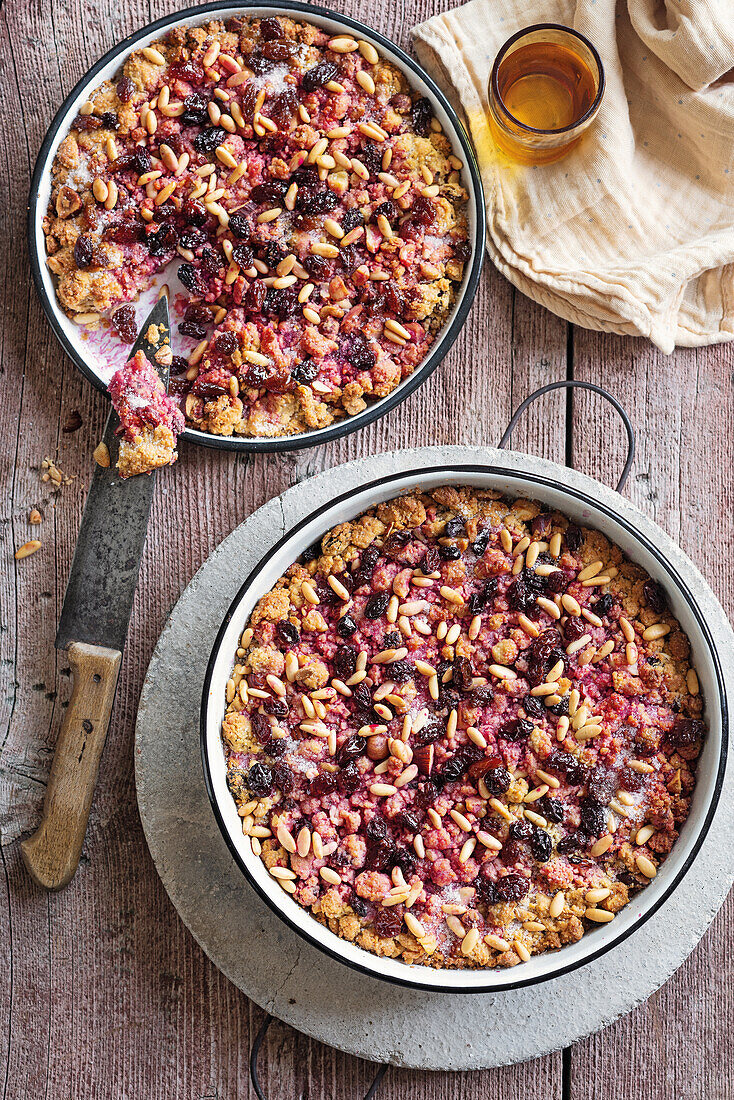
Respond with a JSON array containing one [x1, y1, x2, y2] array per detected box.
[[412, 0, 734, 352]]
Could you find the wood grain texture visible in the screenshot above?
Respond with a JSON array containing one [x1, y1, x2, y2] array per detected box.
[[0, 0, 731, 1096]]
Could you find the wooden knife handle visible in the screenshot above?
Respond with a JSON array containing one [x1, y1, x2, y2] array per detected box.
[[20, 642, 122, 890]]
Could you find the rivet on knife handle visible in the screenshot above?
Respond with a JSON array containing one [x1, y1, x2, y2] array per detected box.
[[20, 642, 122, 890]]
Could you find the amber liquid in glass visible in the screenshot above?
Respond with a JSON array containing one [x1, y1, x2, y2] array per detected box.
[[497, 41, 596, 133]]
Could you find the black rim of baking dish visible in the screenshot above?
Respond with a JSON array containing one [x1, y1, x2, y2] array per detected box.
[[27, 0, 486, 455], [200, 463, 729, 994]]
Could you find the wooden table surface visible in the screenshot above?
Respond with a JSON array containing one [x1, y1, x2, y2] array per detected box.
[[2, 0, 732, 1096]]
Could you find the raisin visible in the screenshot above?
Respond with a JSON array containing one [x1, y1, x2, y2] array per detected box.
[[565, 525, 582, 552], [334, 645, 358, 680], [251, 181, 287, 205], [116, 76, 134, 102], [439, 544, 461, 561], [270, 88, 298, 126], [617, 767, 645, 793], [483, 767, 512, 795], [452, 656, 474, 692], [111, 304, 137, 343], [506, 577, 534, 613], [263, 733, 287, 755], [453, 240, 471, 263], [228, 213, 250, 241], [586, 766, 616, 806], [272, 762, 295, 795], [499, 718, 532, 743], [310, 771, 338, 798], [389, 660, 413, 684], [546, 571, 567, 594], [557, 831, 587, 855], [470, 684, 494, 706], [364, 592, 389, 619], [302, 60, 339, 91], [562, 619, 588, 648], [494, 874, 528, 902], [193, 127, 227, 155], [74, 236, 94, 268], [262, 39, 296, 61], [579, 799, 606, 836], [290, 358, 318, 385], [248, 55, 275, 76], [342, 208, 364, 232], [523, 693, 545, 720], [259, 16, 283, 38], [536, 796, 564, 823], [182, 91, 209, 125], [471, 528, 490, 556], [644, 580, 667, 613], [247, 762, 273, 796], [337, 734, 365, 765], [668, 718, 703, 747], [266, 287, 298, 319], [591, 593, 614, 618], [437, 757, 465, 785], [251, 713, 272, 743], [337, 763, 361, 796], [409, 195, 435, 226], [244, 281, 267, 313], [304, 253, 331, 280], [468, 578, 498, 614], [178, 263, 203, 293], [351, 682, 373, 712], [394, 847, 416, 877], [411, 96, 433, 136], [374, 199, 397, 221], [531, 829, 553, 862], [214, 332, 239, 357], [296, 187, 338, 215], [336, 614, 357, 637]]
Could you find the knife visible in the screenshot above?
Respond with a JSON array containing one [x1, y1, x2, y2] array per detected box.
[[21, 296, 171, 890]]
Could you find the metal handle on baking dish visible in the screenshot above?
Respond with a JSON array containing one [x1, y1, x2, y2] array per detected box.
[[250, 1015, 388, 1100], [498, 380, 636, 494]]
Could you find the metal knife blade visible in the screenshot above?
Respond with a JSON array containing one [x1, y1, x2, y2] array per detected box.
[[55, 295, 170, 653]]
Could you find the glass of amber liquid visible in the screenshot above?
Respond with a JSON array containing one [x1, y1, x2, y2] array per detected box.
[[488, 24, 605, 165]]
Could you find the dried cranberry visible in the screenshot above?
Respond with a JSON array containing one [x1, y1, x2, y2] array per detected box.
[[579, 799, 606, 836], [247, 762, 273, 796], [563, 617, 588, 643], [453, 240, 472, 263], [644, 580, 667, 613], [452, 656, 474, 692], [500, 718, 532, 743], [111, 304, 137, 343], [302, 60, 339, 91], [483, 767, 512, 795], [74, 236, 94, 268], [364, 592, 389, 619], [591, 593, 614, 618], [411, 96, 433, 136], [310, 771, 338, 798], [116, 76, 134, 102], [536, 795, 564, 823], [668, 718, 703, 747], [409, 195, 435, 227], [336, 614, 357, 638], [169, 59, 204, 83], [374, 908, 402, 938], [193, 127, 226, 155], [565, 525, 582, 552], [495, 874, 528, 902]]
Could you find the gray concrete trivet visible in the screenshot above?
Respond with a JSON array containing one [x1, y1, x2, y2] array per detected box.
[[135, 446, 734, 1071]]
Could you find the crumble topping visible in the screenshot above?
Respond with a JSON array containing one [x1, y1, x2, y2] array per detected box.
[[44, 16, 471, 440], [220, 487, 704, 969], [108, 349, 184, 477]]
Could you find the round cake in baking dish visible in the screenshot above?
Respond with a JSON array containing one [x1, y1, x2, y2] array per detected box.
[[219, 486, 705, 969], [42, 14, 471, 439]]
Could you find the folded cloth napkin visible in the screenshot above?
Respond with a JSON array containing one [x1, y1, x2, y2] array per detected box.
[[412, 0, 734, 352]]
